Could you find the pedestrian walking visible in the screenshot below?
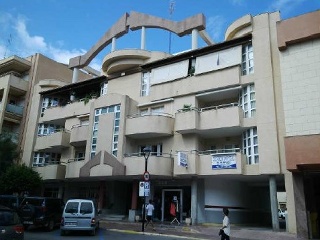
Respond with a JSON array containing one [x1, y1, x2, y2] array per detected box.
[[145, 199, 155, 230], [219, 207, 230, 240]]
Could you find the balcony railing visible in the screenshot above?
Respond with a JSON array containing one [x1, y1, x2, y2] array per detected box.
[[33, 162, 66, 180], [5, 103, 24, 115], [126, 113, 174, 138], [123, 152, 173, 176]]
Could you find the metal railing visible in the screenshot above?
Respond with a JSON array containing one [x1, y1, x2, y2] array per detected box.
[[127, 112, 174, 118], [123, 152, 172, 158]]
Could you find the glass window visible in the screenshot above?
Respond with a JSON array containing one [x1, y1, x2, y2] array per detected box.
[[141, 72, 150, 96], [239, 84, 256, 118], [241, 43, 254, 75], [242, 127, 259, 165], [100, 82, 108, 96]]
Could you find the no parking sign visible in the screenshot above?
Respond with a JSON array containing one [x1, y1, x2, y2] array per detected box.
[[139, 181, 150, 197]]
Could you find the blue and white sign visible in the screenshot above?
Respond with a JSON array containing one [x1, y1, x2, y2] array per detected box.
[[139, 181, 150, 197], [212, 153, 237, 170], [178, 152, 188, 167]]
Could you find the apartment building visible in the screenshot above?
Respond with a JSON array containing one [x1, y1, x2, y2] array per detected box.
[[20, 11, 288, 232], [277, 10, 320, 239], [0, 54, 93, 158]]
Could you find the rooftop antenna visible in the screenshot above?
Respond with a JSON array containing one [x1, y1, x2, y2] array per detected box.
[[3, 34, 12, 59], [168, 0, 175, 54]]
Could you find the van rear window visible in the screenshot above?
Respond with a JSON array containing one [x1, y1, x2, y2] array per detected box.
[[65, 202, 79, 214], [80, 202, 93, 214]]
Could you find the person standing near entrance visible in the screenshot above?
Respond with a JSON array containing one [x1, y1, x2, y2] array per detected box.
[[145, 199, 155, 230], [219, 207, 230, 240]]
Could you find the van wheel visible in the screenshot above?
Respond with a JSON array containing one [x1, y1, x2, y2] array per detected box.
[[90, 229, 96, 236], [46, 219, 54, 231]]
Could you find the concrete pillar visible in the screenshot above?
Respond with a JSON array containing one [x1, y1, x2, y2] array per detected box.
[[191, 178, 198, 224], [111, 37, 116, 52], [131, 181, 138, 209], [293, 173, 309, 239], [58, 185, 64, 199], [70, 68, 79, 101], [141, 26, 146, 50], [191, 29, 198, 50], [269, 175, 279, 230]]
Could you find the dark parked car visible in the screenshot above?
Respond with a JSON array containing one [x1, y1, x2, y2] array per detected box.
[[0, 195, 23, 210], [0, 205, 24, 240], [19, 197, 64, 231]]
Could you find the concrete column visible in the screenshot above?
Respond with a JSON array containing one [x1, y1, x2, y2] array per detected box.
[[111, 37, 116, 52], [131, 181, 138, 209], [269, 175, 280, 230], [191, 29, 198, 50], [141, 26, 146, 50], [191, 178, 198, 224], [58, 185, 64, 199], [70, 68, 79, 101]]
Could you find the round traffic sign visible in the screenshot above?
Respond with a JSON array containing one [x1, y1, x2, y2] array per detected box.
[[143, 171, 150, 181]]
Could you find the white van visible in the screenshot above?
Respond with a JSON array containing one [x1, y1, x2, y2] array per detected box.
[[60, 199, 100, 236]]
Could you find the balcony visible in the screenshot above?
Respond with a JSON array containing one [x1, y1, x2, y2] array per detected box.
[[34, 130, 70, 151], [175, 103, 243, 136], [125, 113, 174, 139], [198, 151, 246, 175], [65, 159, 85, 179], [70, 124, 89, 147], [33, 163, 66, 180], [5, 103, 24, 116], [123, 153, 173, 177], [41, 100, 92, 123]]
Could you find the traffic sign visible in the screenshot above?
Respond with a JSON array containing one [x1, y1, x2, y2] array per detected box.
[[143, 171, 150, 181]]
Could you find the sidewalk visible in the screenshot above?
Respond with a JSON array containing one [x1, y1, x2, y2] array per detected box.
[[100, 220, 303, 240]]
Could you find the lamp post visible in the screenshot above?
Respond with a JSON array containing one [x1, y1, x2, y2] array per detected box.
[[141, 146, 151, 232]]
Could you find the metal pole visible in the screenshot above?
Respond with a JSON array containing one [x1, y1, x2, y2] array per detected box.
[[141, 151, 149, 232]]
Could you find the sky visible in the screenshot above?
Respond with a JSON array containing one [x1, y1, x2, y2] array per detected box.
[[0, 0, 320, 71]]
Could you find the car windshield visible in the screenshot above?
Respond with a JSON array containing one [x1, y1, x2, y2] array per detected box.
[[21, 198, 44, 206], [65, 202, 79, 214], [0, 210, 19, 226], [80, 202, 93, 214]]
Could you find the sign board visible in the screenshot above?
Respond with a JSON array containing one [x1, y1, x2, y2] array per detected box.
[[139, 181, 150, 197], [177, 152, 188, 167], [212, 153, 237, 170]]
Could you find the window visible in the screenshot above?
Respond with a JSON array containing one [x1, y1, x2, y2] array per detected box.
[[139, 144, 162, 156], [100, 82, 108, 96], [141, 72, 150, 96], [239, 84, 256, 118], [75, 151, 85, 161], [33, 152, 61, 166], [37, 123, 62, 136], [188, 58, 196, 75], [151, 106, 164, 115], [241, 43, 254, 75], [242, 127, 259, 164], [140, 109, 148, 116]]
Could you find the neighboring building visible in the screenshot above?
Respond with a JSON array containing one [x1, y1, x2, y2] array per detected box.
[[0, 54, 94, 158], [21, 11, 287, 231], [277, 10, 320, 239]]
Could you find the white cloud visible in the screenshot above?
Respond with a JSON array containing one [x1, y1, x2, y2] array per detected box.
[[230, 0, 244, 6], [0, 12, 101, 71], [206, 15, 226, 42], [268, 0, 306, 15]]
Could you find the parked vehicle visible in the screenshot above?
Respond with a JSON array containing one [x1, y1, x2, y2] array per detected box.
[[60, 199, 101, 236], [18, 197, 64, 231], [278, 208, 287, 219], [0, 195, 23, 210], [0, 205, 24, 240]]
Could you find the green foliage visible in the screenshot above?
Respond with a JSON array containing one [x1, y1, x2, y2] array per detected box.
[[0, 164, 42, 195], [0, 133, 19, 174]]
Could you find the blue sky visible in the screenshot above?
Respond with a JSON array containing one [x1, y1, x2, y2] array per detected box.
[[0, 0, 319, 70]]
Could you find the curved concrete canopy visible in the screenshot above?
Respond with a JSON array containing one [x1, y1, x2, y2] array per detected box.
[[69, 11, 206, 69]]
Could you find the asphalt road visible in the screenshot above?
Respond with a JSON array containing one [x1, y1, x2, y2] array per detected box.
[[25, 227, 193, 240]]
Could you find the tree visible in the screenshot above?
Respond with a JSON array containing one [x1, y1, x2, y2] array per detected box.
[[0, 164, 42, 195], [0, 133, 19, 174]]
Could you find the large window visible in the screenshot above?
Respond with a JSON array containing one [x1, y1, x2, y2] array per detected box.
[[141, 72, 150, 96], [240, 84, 256, 118], [241, 43, 254, 75], [37, 123, 63, 136], [139, 144, 162, 156], [90, 105, 121, 159], [33, 152, 61, 167], [242, 127, 259, 164]]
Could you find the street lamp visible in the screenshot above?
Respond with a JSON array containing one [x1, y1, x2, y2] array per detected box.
[[141, 146, 151, 232]]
